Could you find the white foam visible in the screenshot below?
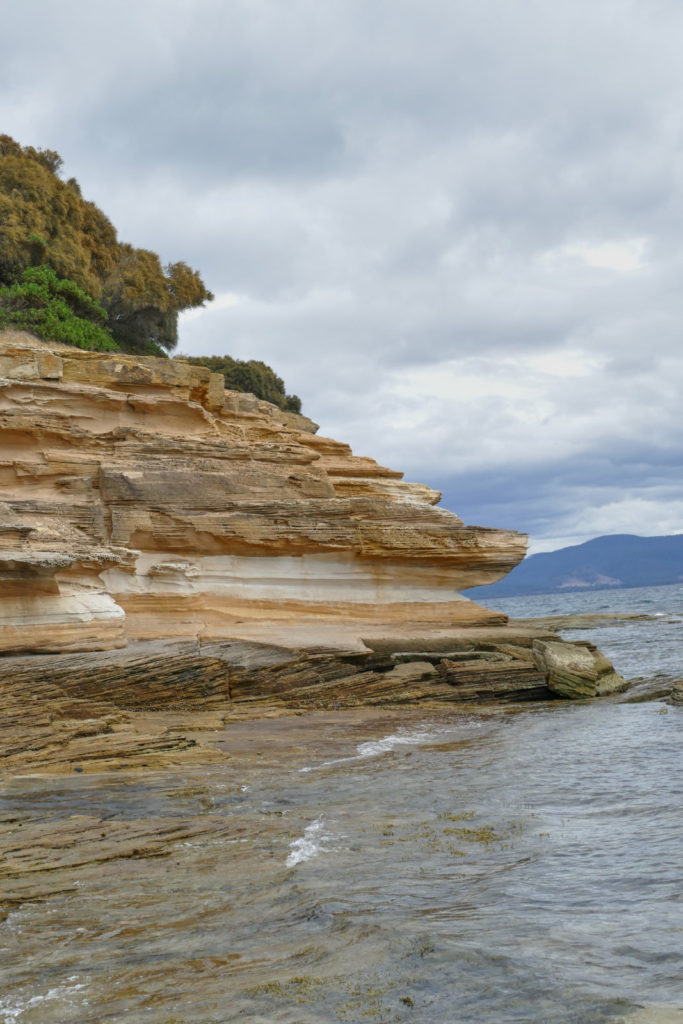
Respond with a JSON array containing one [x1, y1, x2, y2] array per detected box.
[[0, 977, 87, 1023], [286, 817, 332, 867], [355, 728, 438, 759], [300, 725, 450, 773]]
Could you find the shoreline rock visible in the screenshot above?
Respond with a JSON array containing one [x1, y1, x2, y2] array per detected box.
[[0, 331, 649, 784], [510, 612, 661, 631], [0, 620, 639, 778], [531, 638, 628, 699]]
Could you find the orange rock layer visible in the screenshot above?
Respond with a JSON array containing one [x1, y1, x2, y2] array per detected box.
[[0, 331, 527, 653]]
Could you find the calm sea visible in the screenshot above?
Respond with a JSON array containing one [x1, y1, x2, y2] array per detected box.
[[1, 584, 681, 1023], [483, 580, 683, 679]]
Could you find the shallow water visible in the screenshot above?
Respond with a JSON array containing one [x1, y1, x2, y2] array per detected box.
[[487, 582, 683, 679], [1, 586, 682, 1023]]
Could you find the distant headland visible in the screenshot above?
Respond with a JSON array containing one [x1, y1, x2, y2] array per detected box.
[[464, 533, 683, 599]]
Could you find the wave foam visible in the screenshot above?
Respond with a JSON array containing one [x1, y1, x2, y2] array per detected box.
[[300, 723, 467, 773], [286, 818, 332, 867], [0, 977, 87, 1024], [355, 728, 438, 759]]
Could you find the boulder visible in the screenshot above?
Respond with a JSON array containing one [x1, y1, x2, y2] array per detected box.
[[532, 638, 628, 699]]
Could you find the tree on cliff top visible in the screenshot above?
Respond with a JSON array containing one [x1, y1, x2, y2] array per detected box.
[[177, 354, 302, 413], [0, 135, 213, 354]]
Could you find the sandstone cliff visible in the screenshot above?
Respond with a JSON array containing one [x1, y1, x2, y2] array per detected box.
[[0, 331, 645, 929], [0, 330, 528, 655], [0, 328, 639, 797]]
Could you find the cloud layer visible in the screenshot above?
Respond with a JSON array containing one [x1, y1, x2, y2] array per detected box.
[[3, 0, 682, 549]]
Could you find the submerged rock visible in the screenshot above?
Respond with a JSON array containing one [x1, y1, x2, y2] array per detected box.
[[669, 682, 683, 704]]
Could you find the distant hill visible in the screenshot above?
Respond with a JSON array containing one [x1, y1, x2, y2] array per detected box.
[[464, 533, 683, 598]]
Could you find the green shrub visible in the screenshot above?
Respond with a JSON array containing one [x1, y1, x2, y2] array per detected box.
[[0, 135, 213, 353], [0, 265, 119, 352], [177, 354, 302, 412]]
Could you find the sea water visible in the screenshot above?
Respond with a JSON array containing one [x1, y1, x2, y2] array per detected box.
[[0, 585, 681, 1023], [484, 581, 683, 679]]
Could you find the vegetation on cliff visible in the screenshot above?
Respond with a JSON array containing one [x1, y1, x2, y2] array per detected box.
[[0, 135, 211, 355], [0, 265, 118, 352], [0, 136, 303, 409], [176, 354, 301, 412]]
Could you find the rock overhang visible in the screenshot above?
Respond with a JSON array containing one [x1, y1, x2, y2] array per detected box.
[[0, 330, 528, 653]]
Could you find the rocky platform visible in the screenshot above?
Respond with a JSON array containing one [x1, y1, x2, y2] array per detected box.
[[2, 334, 676, 933], [0, 331, 640, 785], [1, 630, 672, 920], [1, 619, 637, 779]]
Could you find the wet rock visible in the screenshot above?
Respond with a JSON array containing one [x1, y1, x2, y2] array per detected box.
[[669, 682, 683, 704], [532, 639, 628, 699], [616, 676, 678, 703], [0, 813, 241, 911], [436, 656, 551, 702], [511, 612, 659, 632]]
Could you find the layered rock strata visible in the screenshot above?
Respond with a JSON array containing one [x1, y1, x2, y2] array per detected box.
[[532, 638, 629, 699], [0, 626, 635, 777], [0, 333, 643, 928], [0, 329, 632, 765], [0, 331, 527, 654]]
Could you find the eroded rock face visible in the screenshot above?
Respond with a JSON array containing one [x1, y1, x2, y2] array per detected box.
[[0, 331, 527, 653]]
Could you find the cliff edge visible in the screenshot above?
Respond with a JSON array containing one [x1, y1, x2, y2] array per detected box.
[[0, 330, 527, 654]]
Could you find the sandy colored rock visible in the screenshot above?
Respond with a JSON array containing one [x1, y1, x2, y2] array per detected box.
[[532, 638, 628, 699], [0, 331, 527, 653]]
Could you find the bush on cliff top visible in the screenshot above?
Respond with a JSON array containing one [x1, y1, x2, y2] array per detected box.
[[0, 135, 212, 354], [0, 136, 304, 409], [176, 354, 302, 413], [0, 265, 118, 352]]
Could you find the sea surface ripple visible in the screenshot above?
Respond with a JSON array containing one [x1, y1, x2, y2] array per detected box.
[[0, 585, 681, 1023]]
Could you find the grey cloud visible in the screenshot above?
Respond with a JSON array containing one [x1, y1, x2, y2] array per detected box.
[[3, 0, 683, 548], [438, 447, 683, 546]]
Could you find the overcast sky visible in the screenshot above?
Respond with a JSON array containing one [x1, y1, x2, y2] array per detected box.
[[3, 0, 682, 551]]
